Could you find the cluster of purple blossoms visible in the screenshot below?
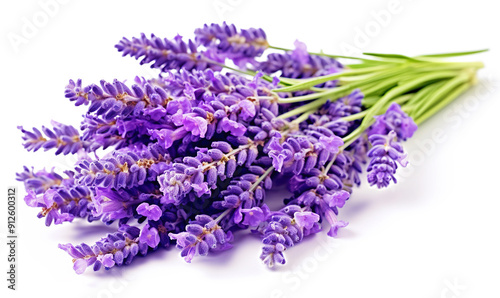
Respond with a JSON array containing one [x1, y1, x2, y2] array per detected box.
[[259, 205, 321, 267], [257, 40, 342, 80], [17, 167, 97, 226], [169, 214, 233, 263], [366, 103, 417, 188], [116, 22, 269, 72], [195, 22, 269, 68], [17, 23, 419, 273], [58, 225, 149, 274], [18, 121, 89, 155]]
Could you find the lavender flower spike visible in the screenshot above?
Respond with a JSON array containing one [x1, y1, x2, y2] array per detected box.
[[19, 121, 89, 155], [260, 205, 321, 267], [195, 22, 269, 67], [257, 40, 342, 79], [17, 23, 472, 273], [169, 214, 232, 263], [368, 102, 418, 141], [367, 131, 408, 188], [16, 166, 68, 194], [58, 225, 149, 274], [115, 33, 222, 72], [24, 189, 75, 226]]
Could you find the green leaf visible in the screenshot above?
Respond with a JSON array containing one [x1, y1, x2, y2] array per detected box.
[[417, 49, 488, 58], [362, 52, 423, 62], [273, 65, 395, 93]]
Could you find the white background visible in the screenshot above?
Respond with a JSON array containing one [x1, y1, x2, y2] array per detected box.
[[1, 0, 499, 297]]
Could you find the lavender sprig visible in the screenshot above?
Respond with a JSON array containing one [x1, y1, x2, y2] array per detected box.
[[18, 121, 89, 155], [17, 23, 485, 274], [115, 34, 222, 72], [195, 22, 268, 67]]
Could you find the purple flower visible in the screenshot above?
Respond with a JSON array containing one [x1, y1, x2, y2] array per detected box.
[[233, 99, 256, 121], [19, 166, 96, 223], [16, 166, 67, 194], [140, 224, 160, 248], [257, 40, 342, 79], [136, 203, 162, 221], [183, 115, 208, 138], [220, 118, 246, 136], [65, 78, 172, 121], [268, 129, 341, 175], [290, 40, 310, 65], [18, 121, 89, 155], [25, 189, 75, 226], [143, 106, 167, 121], [149, 128, 187, 149], [194, 23, 268, 67], [241, 207, 267, 226], [169, 215, 232, 263], [323, 190, 349, 208], [171, 109, 210, 138], [24, 190, 40, 207], [294, 211, 320, 230], [367, 131, 408, 188], [259, 205, 321, 267], [267, 135, 286, 171], [59, 225, 147, 274], [91, 193, 131, 220], [369, 103, 418, 141], [73, 259, 88, 275], [115, 33, 221, 72], [307, 89, 364, 137], [324, 207, 348, 237], [319, 135, 343, 153], [18, 24, 431, 273], [192, 182, 210, 197], [65, 79, 91, 106], [158, 171, 194, 205], [75, 143, 171, 190], [100, 254, 115, 268], [88, 186, 158, 223]]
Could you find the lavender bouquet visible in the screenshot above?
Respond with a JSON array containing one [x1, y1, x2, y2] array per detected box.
[[17, 23, 485, 273]]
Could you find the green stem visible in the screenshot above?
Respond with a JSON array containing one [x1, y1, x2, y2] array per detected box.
[[277, 96, 329, 119], [416, 49, 488, 58], [359, 70, 461, 128], [403, 80, 447, 110], [291, 110, 314, 124], [278, 65, 410, 104], [273, 64, 395, 93], [322, 152, 339, 174], [249, 166, 275, 192], [263, 48, 484, 158], [341, 117, 376, 149], [414, 82, 472, 125], [268, 45, 291, 52], [268, 45, 395, 63], [340, 94, 413, 122], [338, 71, 460, 147], [412, 72, 471, 120]]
